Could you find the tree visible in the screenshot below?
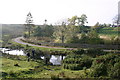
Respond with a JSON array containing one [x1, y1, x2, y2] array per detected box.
[[92, 22, 100, 29], [53, 21, 79, 43], [77, 14, 88, 26], [87, 30, 103, 44], [53, 22, 67, 43], [68, 16, 77, 25], [44, 19, 47, 25], [67, 14, 88, 26], [88, 30, 99, 39], [33, 25, 54, 37], [113, 15, 119, 26], [25, 12, 34, 38], [79, 32, 89, 43], [33, 26, 42, 37], [53, 14, 88, 43], [92, 22, 103, 32]]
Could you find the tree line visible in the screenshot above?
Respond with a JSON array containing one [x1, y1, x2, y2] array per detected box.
[[24, 12, 119, 44]]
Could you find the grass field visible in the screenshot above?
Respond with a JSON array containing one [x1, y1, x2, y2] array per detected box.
[[2, 58, 39, 73], [98, 27, 120, 38], [1, 55, 88, 78]]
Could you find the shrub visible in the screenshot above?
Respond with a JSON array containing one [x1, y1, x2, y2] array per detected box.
[[90, 63, 107, 77], [51, 74, 60, 80], [108, 62, 120, 79], [86, 48, 105, 57], [67, 36, 80, 43], [72, 49, 85, 55], [62, 54, 93, 70], [8, 71, 19, 77], [2, 72, 8, 77], [113, 36, 120, 45], [89, 53, 120, 78]]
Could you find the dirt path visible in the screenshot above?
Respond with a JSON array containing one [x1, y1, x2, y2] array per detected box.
[[13, 37, 75, 50]]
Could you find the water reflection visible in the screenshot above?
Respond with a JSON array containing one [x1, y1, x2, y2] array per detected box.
[[0, 48, 25, 55], [50, 55, 65, 65], [40, 55, 65, 65]]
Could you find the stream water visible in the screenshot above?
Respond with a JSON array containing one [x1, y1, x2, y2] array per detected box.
[[0, 48, 66, 65]]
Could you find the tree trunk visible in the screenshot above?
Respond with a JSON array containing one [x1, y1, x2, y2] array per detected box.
[[61, 35, 64, 43]]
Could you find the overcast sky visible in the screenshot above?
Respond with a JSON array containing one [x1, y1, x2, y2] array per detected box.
[[0, 0, 119, 26]]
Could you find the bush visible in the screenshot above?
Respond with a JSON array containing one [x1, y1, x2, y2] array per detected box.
[[108, 62, 120, 79], [72, 49, 85, 55], [51, 74, 60, 80], [90, 63, 107, 77], [86, 48, 105, 57], [62, 54, 93, 70], [88, 38, 104, 44], [89, 53, 120, 78], [2, 72, 8, 77], [23, 33, 29, 38], [67, 36, 80, 43], [113, 36, 120, 45]]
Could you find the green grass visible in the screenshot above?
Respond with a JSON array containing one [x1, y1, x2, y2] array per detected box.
[[23, 69, 88, 78], [98, 27, 119, 37], [2, 57, 40, 73], [2, 56, 89, 78]]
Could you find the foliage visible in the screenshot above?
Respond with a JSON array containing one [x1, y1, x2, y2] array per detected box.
[[90, 63, 107, 77], [53, 14, 88, 43], [89, 53, 120, 78], [66, 28, 104, 44], [112, 36, 120, 44], [108, 62, 120, 78], [87, 30, 104, 44], [25, 12, 34, 38], [68, 14, 88, 26], [33, 25, 54, 37], [68, 15, 78, 25], [51, 74, 60, 80], [53, 22, 68, 43], [2, 53, 90, 78], [79, 25, 90, 33], [92, 22, 110, 32], [77, 14, 88, 26], [53, 23, 79, 43], [72, 49, 85, 55], [62, 54, 93, 70], [98, 27, 119, 37], [67, 36, 80, 43], [79, 32, 89, 43]]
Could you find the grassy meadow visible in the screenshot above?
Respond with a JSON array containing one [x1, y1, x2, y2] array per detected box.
[[98, 27, 119, 38], [1, 54, 89, 78]]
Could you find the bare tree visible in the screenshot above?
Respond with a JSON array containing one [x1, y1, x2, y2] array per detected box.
[[113, 15, 119, 26]]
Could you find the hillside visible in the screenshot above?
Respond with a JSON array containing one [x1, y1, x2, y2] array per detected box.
[[98, 27, 120, 37], [0, 24, 25, 46]]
